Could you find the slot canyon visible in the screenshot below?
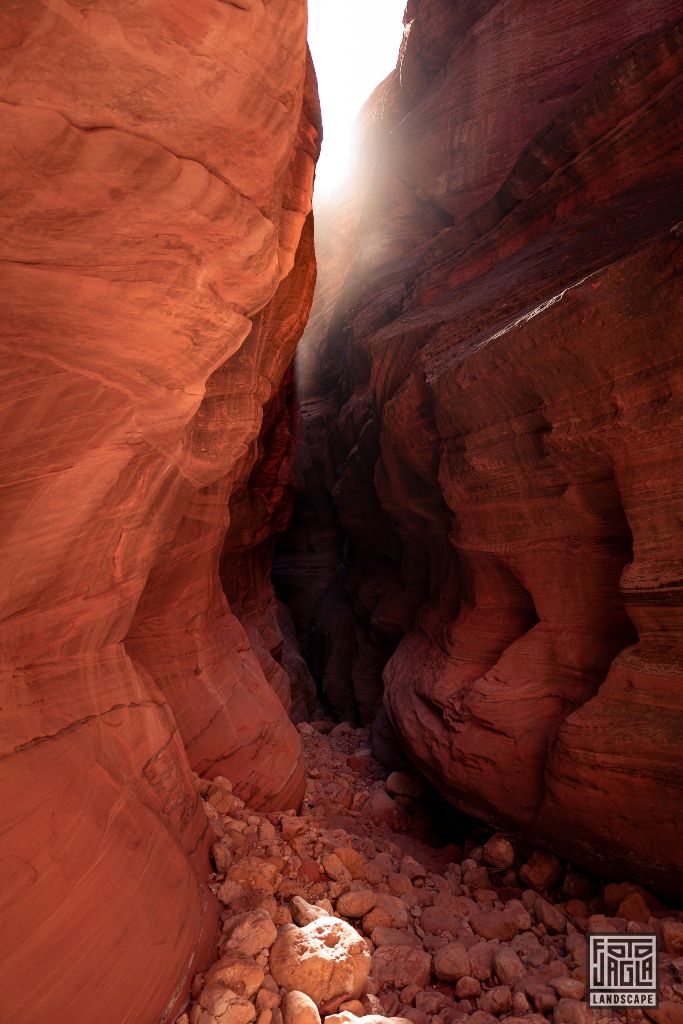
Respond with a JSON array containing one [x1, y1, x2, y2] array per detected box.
[[0, 1, 682, 1023]]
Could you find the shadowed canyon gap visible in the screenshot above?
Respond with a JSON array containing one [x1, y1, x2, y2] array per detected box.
[[280, 0, 683, 892], [0, 1, 682, 1023]]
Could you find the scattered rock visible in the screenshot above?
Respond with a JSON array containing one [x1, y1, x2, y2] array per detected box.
[[433, 943, 471, 981], [551, 978, 585, 1000], [553, 998, 590, 1024], [478, 984, 512, 1016], [399, 855, 426, 880], [333, 847, 367, 880], [386, 772, 424, 799], [191, 986, 256, 1024], [618, 890, 651, 923], [336, 890, 378, 918], [269, 917, 371, 1006], [534, 895, 567, 934], [519, 851, 562, 892], [203, 955, 264, 997], [456, 976, 482, 999], [482, 836, 515, 871], [662, 921, 683, 955], [221, 911, 278, 956], [471, 908, 521, 941], [372, 946, 432, 988], [494, 946, 525, 986], [646, 1002, 683, 1024], [190, 725, 678, 1024], [282, 990, 322, 1024], [363, 789, 408, 830], [291, 897, 329, 926]]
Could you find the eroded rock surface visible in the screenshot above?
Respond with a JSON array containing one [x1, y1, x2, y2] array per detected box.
[[286, 0, 683, 891], [0, 2, 319, 1021]]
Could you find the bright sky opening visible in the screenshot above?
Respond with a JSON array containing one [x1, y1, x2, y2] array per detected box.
[[308, 0, 406, 199]]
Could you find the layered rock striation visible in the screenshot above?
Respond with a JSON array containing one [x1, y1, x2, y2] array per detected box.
[[0, 2, 319, 1021], [291, 1, 683, 893]]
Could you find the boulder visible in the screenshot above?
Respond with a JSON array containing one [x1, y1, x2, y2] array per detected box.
[[269, 917, 371, 1006]]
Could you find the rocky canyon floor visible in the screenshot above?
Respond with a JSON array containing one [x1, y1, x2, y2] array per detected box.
[[181, 723, 683, 1024]]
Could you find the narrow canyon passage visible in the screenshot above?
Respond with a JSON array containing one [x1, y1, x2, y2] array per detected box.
[[0, 1, 682, 1023]]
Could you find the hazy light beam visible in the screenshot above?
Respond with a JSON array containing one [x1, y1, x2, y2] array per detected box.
[[308, 0, 406, 199]]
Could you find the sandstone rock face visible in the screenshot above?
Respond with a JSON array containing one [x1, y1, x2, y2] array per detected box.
[[292, 0, 683, 893], [0, 2, 319, 1022]]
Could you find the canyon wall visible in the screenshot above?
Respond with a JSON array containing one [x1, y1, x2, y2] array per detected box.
[[0, 2, 319, 1022], [291, 0, 683, 894]]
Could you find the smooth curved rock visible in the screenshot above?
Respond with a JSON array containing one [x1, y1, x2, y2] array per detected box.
[[0, 1, 320, 1021]]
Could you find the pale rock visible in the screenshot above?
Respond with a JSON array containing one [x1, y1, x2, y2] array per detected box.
[[325, 1016, 413, 1024], [204, 954, 265, 998], [291, 897, 328, 927], [228, 858, 281, 896], [269, 917, 371, 1006], [222, 911, 278, 956], [194, 986, 257, 1024]]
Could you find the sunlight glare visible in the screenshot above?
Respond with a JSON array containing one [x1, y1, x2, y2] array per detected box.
[[308, 0, 406, 199]]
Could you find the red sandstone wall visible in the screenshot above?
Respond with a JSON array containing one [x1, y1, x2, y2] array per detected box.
[[295, 1, 683, 893], [0, 2, 319, 1021]]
